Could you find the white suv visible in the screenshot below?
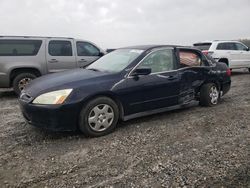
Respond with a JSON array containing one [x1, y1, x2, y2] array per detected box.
[[193, 41, 250, 71]]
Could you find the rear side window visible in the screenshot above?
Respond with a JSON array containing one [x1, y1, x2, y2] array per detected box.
[[0, 40, 42, 56], [77, 42, 100, 56], [193, 43, 211, 51], [179, 51, 203, 67], [235, 43, 248, 51], [216, 43, 236, 50], [49, 40, 72, 56]]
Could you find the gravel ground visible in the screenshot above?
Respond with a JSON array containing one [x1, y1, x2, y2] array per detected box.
[[0, 70, 249, 188]]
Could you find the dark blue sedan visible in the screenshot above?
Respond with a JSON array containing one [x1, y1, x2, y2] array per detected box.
[[19, 45, 231, 137]]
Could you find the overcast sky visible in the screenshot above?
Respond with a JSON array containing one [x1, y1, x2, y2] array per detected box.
[[0, 0, 249, 49]]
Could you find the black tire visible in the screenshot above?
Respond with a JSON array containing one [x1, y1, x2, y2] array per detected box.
[[200, 83, 220, 107], [13, 73, 37, 95], [248, 68, 250, 72], [79, 97, 119, 137]]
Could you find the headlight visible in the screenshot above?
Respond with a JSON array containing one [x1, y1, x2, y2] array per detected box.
[[32, 89, 73, 105]]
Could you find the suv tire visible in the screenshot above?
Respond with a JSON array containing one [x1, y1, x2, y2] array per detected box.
[[13, 73, 37, 95], [79, 97, 119, 137], [200, 83, 220, 107]]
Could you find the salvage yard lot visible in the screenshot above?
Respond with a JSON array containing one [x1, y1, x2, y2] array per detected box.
[[0, 70, 249, 187]]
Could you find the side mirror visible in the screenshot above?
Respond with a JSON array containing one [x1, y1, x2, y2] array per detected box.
[[131, 67, 151, 76], [99, 51, 105, 57]]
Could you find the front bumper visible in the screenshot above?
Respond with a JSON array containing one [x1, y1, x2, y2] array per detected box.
[[0, 72, 10, 88], [19, 99, 81, 131]]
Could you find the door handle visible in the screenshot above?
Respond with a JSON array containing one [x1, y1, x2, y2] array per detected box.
[[167, 75, 178, 80], [48, 59, 58, 63], [79, 59, 87, 62]]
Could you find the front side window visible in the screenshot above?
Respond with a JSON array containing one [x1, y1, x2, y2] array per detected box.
[[137, 49, 174, 73], [77, 42, 100, 56], [0, 40, 42, 56], [216, 43, 236, 50], [49, 40, 72, 56], [235, 43, 248, 51], [87, 49, 143, 73], [179, 51, 202, 67]]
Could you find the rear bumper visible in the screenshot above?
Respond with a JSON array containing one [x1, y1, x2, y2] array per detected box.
[[19, 100, 81, 131], [221, 80, 231, 96], [0, 72, 10, 88]]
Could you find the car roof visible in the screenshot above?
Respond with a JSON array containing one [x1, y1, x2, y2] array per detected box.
[[119, 45, 183, 51], [194, 40, 241, 44], [0, 35, 74, 40]]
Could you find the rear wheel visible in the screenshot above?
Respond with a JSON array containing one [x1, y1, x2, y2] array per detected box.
[[13, 72, 37, 95], [79, 97, 119, 137], [200, 83, 220, 107]]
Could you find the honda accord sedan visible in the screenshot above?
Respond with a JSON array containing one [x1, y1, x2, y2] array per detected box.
[[19, 45, 231, 137]]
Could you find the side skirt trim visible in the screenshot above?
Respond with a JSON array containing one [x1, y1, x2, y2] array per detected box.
[[123, 101, 198, 121]]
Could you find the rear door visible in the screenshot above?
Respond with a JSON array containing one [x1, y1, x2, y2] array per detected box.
[[177, 49, 211, 103], [76, 41, 102, 68], [124, 48, 180, 114], [46, 39, 77, 73]]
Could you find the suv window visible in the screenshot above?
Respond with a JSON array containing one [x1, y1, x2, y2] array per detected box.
[[49, 40, 72, 56], [0, 40, 42, 56], [179, 51, 203, 67], [216, 42, 236, 50], [138, 49, 174, 73], [235, 43, 248, 51], [77, 42, 100, 56]]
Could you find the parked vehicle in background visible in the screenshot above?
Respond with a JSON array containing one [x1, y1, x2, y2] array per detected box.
[[19, 45, 231, 137], [0, 36, 105, 94], [193, 40, 250, 71]]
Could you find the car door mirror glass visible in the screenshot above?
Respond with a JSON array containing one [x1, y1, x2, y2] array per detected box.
[[131, 67, 151, 76]]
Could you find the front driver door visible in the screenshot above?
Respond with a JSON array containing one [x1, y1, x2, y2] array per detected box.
[[76, 41, 102, 68], [124, 48, 180, 115]]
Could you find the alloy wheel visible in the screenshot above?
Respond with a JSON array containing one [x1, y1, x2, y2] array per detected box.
[[209, 86, 219, 105]]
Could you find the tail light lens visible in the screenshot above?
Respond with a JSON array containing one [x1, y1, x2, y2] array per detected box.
[[202, 50, 209, 55], [226, 68, 231, 76]]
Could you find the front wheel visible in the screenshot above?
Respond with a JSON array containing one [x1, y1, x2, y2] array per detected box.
[[200, 83, 220, 107], [79, 97, 119, 137]]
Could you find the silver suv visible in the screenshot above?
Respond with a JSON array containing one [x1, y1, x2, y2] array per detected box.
[[193, 40, 250, 71], [0, 36, 105, 94]]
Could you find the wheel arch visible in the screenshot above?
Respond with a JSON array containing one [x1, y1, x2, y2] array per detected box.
[[218, 58, 229, 66], [80, 92, 125, 120], [198, 80, 221, 95], [10, 67, 41, 86]]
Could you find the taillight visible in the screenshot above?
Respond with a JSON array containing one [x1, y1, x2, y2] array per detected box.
[[226, 68, 231, 76], [202, 50, 209, 55]]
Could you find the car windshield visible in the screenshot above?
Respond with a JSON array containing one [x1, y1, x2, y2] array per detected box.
[[87, 49, 144, 73]]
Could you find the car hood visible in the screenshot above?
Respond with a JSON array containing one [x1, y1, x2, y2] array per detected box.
[[24, 69, 110, 97]]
